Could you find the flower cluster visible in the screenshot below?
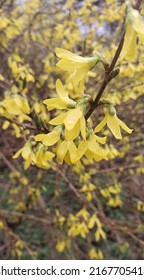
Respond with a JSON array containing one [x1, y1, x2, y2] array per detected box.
[[13, 47, 133, 167]]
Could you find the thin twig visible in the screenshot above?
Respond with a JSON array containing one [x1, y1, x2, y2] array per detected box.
[[0, 151, 17, 172], [0, 209, 53, 225], [85, 33, 125, 120]]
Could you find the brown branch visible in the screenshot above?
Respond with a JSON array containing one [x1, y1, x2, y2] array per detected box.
[[0, 151, 17, 172], [0, 209, 53, 225], [98, 164, 143, 173], [85, 32, 125, 120]]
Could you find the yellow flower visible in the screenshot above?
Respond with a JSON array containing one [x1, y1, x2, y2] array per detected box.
[[68, 221, 89, 238], [49, 106, 86, 141], [56, 241, 66, 252], [95, 228, 107, 241], [0, 220, 4, 230], [56, 140, 77, 164], [13, 141, 36, 169], [34, 126, 62, 146], [43, 79, 76, 110], [107, 195, 123, 208], [75, 134, 108, 163], [35, 144, 55, 169], [56, 48, 100, 85], [88, 248, 103, 260], [94, 107, 133, 139], [76, 208, 90, 221], [120, 6, 144, 60], [0, 94, 31, 121]]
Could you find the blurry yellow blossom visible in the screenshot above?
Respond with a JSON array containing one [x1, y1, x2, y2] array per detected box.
[[119, 242, 129, 253], [120, 6, 144, 60], [0, 94, 31, 121], [0, 74, 4, 80], [0, 221, 4, 230], [15, 202, 27, 211], [137, 201, 144, 212], [68, 221, 89, 238], [88, 248, 104, 259], [56, 241, 66, 252], [76, 208, 90, 221], [95, 227, 107, 241], [107, 195, 123, 208]]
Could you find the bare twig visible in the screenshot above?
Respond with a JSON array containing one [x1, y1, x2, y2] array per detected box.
[[0, 209, 53, 225]]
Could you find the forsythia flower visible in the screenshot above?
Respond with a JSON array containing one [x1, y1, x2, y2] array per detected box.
[[75, 132, 107, 163], [13, 141, 55, 169], [0, 93, 31, 121], [56, 241, 66, 252], [56, 140, 77, 164], [107, 195, 123, 208], [49, 106, 86, 141], [88, 248, 104, 260], [43, 79, 76, 110], [94, 106, 133, 139], [56, 48, 100, 85], [35, 144, 55, 169], [34, 126, 62, 146], [13, 141, 36, 169], [120, 6, 144, 60]]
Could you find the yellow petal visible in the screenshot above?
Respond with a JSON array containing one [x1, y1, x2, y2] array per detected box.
[[21, 146, 31, 160], [34, 134, 47, 141], [64, 108, 82, 130], [43, 98, 68, 110], [56, 79, 76, 106], [107, 114, 122, 139], [49, 112, 68, 125], [65, 121, 80, 141], [88, 214, 97, 229], [56, 140, 68, 164], [119, 119, 133, 134], [13, 148, 23, 159], [94, 115, 107, 132], [67, 141, 77, 163], [93, 134, 107, 144], [64, 152, 72, 165], [24, 158, 31, 170], [56, 79, 69, 101], [57, 59, 77, 72], [35, 131, 60, 146], [72, 65, 90, 85], [128, 7, 144, 37], [75, 141, 87, 162], [56, 48, 95, 62], [42, 131, 60, 146], [120, 22, 136, 61], [44, 151, 55, 161]]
